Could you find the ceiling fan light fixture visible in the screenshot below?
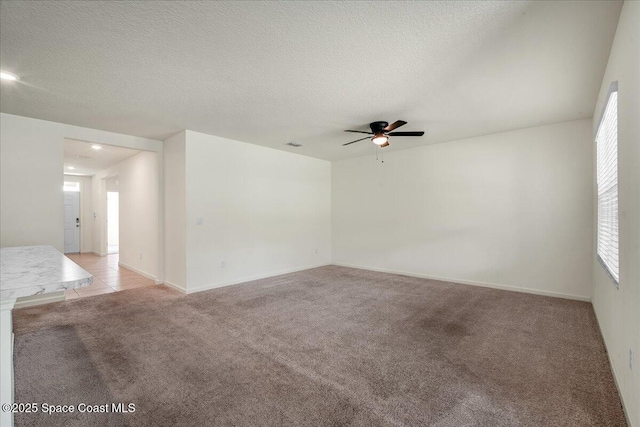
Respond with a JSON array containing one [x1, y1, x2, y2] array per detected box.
[[371, 133, 388, 146]]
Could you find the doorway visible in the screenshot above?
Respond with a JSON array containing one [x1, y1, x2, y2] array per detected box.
[[62, 137, 161, 284], [107, 191, 119, 254], [63, 187, 80, 254]]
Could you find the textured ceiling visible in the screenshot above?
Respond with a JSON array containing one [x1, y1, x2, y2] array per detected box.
[[0, 1, 622, 160], [63, 138, 140, 176]]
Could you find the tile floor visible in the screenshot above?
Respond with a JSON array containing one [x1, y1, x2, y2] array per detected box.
[[64, 253, 156, 300]]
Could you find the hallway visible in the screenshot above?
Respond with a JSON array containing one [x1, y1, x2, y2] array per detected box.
[[65, 253, 156, 299]]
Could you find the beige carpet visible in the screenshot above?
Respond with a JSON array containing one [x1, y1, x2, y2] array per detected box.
[[13, 266, 627, 426]]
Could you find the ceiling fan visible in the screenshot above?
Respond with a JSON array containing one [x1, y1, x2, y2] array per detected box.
[[342, 120, 424, 148]]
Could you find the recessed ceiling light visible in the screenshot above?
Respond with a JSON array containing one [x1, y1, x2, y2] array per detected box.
[[91, 144, 102, 150], [66, 166, 75, 170], [0, 71, 19, 81]]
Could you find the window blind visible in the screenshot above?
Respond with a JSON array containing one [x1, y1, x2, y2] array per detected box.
[[596, 89, 618, 283]]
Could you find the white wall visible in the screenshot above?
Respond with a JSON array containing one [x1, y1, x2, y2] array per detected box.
[[105, 176, 119, 192], [591, 2, 639, 426], [93, 151, 159, 279], [63, 175, 93, 253], [0, 113, 162, 254], [163, 131, 187, 290], [107, 192, 119, 247], [1, 115, 63, 249], [333, 119, 593, 300], [105, 176, 119, 247], [91, 175, 105, 255], [182, 130, 331, 293]]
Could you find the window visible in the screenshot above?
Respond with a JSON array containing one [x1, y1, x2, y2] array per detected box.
[[63, 181, 80, 192], [596, 83, 618, 284]]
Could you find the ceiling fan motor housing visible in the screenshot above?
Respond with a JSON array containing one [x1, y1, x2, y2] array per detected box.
[[370, 121, 389, 134]]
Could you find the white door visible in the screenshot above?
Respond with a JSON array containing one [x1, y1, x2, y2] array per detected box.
[[64, 191, 80, 253]]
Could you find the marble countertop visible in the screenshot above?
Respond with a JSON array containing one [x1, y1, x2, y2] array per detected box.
[[0, 245, 93, 301]]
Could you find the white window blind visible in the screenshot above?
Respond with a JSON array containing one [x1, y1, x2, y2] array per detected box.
[[596, 88, 618, 284]]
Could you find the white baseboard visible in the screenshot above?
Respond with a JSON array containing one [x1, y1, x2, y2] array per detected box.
[[592, 308, 634, 427], [92, 251, 107, 257], [118, 261, 156, 281], [332, 263, 591, 302], [162, 280, 187, 294], [13, 292, 65, 309], [168, 263, 330, 295], [162, 263, 589, 303]]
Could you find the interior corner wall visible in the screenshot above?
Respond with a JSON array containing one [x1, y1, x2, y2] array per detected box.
[[182, 130, 332, 293], [163, 131, 187, 291], [0, 113, 161, 252], [63, 174, 94, 253], [93, 151, 159, 279], [591, 2, 639, 426], [332, 119, 594, 301]]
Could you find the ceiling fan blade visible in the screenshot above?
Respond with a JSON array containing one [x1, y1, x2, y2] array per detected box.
[[344, 130, 373, 135], [387, 131, 425, 137], [380, 141, 390, 148], [384, 120, 407, 132], [342, 136, 370, 146]]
